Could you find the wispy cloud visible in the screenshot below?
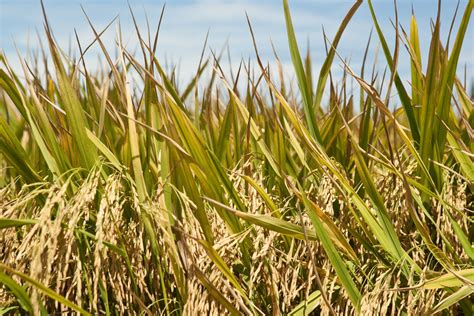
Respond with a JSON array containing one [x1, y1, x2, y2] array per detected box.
[[1, 0, 472, 87]]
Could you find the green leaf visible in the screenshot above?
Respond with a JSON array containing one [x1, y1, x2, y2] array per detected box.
[[0, 271, 33, 312], [314, 0, 363, 114], [207, 196, 318, 241], [293, 182, 361, 310], [288, 290, 321, 316], [409, 14, 423, 113], [423, 269, 474, 289], [432, 286, 473, 313], [0, 218, 37, 229], [367, 0, 420, 144], [0, 263, 91, 315], [86, 129, 123, 172], [435, 0, 473, 155], [0, 115, 41, 183], [282, 0, 321, 143]]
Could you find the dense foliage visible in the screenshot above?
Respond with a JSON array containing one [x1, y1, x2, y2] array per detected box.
[[1, 0, 473, 314]]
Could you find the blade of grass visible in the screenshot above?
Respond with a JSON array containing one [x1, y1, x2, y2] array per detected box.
[[288, 290, 321, 316], [314, 0, 363, 115], [0, 263, 92, 315], [289, 180, 362, 310], [0, 116, 42, 183], [432, 286, 473, 313], [435, 0, 473, 154], [367, 0, 420, 144], [40, 0, 98, 170], [423, 268, 474, 289], [0, 272, 33, 313], [281, 1, 321, 142]]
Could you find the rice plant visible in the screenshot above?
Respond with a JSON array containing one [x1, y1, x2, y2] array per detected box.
[[1, 0, 473, 314]]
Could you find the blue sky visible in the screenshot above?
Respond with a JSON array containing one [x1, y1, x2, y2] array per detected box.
[[1, 0, 473, 90]]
